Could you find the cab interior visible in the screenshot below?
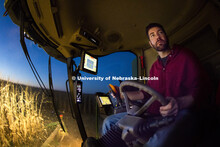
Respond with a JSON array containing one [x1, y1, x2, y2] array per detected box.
[[4, 0, 220, 146]]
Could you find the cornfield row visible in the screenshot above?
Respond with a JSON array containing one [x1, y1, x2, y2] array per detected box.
[[0, 81, 47, 146]]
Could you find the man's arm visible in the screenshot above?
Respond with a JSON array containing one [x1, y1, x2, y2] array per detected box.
[[160, 95, 194, 117]]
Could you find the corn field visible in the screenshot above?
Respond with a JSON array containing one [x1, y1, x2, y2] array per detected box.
[[0, 81, 47, 146]]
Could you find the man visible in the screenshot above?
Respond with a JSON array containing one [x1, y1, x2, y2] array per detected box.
[[102, 23, 209, 147]]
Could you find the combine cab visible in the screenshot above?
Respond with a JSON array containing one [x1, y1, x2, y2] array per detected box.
[[4, 0, 220, 146]]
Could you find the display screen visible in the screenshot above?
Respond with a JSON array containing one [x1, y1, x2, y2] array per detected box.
[[99, 96, 112, 106], [84, 53, 97, 72], [80, 52, 98, 75]]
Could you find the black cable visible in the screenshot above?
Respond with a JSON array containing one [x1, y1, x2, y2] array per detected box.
[[48, 56, 66, 132], [20, 11, 50, 97], [65, 79, 75, 119], [67, 57, 87, 141], [19, 9, 65, 132]]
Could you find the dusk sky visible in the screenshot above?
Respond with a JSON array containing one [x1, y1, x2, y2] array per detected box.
[[0, 1, 136, 94]]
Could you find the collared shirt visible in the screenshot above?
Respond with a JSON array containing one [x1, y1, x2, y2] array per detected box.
[[145, 44, 207, 115], [159, 55, 169, 67]]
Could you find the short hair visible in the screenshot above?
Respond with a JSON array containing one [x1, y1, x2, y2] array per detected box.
[[145, 23, 167, 40]]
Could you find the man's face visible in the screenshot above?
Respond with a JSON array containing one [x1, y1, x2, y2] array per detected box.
[[148, 27, 169, 51]]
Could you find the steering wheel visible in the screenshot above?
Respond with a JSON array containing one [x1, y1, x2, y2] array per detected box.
[[119, 81, 168, 116]]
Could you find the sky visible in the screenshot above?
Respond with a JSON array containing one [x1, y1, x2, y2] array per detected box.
[[0, 1, 136, 94]]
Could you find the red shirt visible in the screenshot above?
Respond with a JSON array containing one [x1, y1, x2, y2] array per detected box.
[[146, 45, 207, 115]]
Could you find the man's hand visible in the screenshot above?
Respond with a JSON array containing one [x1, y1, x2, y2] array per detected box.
[[160, 97, 179, 117]]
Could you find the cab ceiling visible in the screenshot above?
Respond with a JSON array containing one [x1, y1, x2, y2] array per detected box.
[[27, 0, 207, 58]]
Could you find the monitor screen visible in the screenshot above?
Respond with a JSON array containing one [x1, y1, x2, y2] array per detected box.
[[80, 52, 98, 75], [99, 96, 112, 105], [96, 94, 112, 107]]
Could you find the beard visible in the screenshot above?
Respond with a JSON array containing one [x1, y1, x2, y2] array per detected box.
[[151, 39, 169, 52]]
